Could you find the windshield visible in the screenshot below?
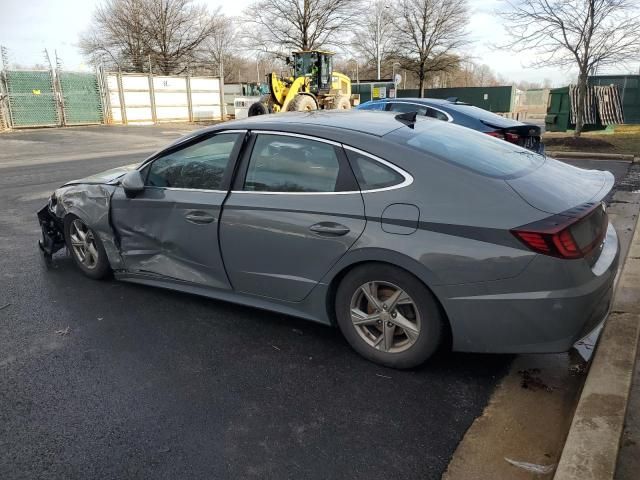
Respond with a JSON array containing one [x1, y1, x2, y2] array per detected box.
[[294, 52, 317, 77], [386, 119, 544, 178]]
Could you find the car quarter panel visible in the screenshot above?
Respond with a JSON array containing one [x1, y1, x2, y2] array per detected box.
[[435, 222, 619, 353]]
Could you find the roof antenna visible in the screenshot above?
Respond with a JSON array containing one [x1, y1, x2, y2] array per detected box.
[[395, 111, 417, 129]]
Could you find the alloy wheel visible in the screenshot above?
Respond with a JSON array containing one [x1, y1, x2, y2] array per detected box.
[[69, 219, 100, 270], [349, 281, 421, 353]]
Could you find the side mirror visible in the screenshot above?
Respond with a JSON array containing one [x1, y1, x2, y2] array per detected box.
[[285, 56, 291, 65], [121, 170, 145, 198]]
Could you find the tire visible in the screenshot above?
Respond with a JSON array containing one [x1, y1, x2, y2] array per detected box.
[[287, 94, 318, 112], [64, 215, 111, 280], [248, 101, 269, 117], [333, 95, 351, 110], [335, 263, 443, 369]]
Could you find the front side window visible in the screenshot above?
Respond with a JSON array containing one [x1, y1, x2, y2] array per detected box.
[[346, 150, 406, 191], [244, 135, 341, 192], [147, 133, 240, 190], [389, 102, 427, 115]]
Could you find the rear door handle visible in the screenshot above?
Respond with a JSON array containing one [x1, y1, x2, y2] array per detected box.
[[309, 222, 350, 236], [185, 211, 215, 224]]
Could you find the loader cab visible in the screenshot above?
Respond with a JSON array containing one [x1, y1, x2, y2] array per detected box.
[[289, 51, 333, 94]]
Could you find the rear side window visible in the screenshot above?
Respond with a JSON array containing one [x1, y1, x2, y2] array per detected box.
[[389, 102, 427, 115], [346, 150, 406, 191], [426, 107, 449, 121], [388, 120, 544, 178], [244, 134, 341, 192]]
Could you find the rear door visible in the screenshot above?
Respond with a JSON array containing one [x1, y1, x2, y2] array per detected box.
[[110, 131, 244, 289], [219, 131, 366, 302]]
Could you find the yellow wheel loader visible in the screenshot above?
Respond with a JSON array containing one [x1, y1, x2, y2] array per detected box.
[[248, 50, 356, 117]]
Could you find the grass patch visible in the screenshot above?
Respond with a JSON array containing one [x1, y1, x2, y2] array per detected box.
[[543, 127, 640, 156]]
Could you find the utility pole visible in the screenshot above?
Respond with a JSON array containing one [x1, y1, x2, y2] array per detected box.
[[55, 50, 62, 70], [0, 45, 8, 70]]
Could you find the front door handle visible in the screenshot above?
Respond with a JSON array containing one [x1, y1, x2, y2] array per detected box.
[[309, 222, 350, 236], [185, 211, 215, 224]]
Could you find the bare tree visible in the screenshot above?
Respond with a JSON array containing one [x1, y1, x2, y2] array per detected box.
[[242, 0, 360, 56], [499, 0, 640, 136], [392, 0, 469, 97], [198, 15, 241, 81], [80, 0, 221, 74], [144, 0, 219, 74], [353, 1, 395, 80], [80, 0, 148, 71]]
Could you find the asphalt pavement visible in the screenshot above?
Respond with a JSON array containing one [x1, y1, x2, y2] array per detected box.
[[0, 125, 633, 480]]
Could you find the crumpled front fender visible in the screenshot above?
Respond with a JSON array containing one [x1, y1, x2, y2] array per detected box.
[[37, 184, 125, 269]]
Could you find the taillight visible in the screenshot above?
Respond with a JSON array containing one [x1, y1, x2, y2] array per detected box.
[[486, 131, 504, 140], [504, 132, 520, 144], [511, 203, 607, 259], [487, 131, 520, 144]]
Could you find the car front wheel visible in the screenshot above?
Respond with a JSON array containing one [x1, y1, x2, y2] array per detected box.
[[335, 264, 443, 369], [64, 216, 111, 279]]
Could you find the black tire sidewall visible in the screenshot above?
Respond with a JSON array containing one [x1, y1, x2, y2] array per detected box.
[[335, 264, 443, 369], [63, 215, 111, 280], [248, 101, 268, 117]]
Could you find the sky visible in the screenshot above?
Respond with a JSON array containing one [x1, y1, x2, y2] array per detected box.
[[0, 0, 636, 86]]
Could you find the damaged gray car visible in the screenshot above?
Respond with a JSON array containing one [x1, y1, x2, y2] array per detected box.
[[38, 111, 619, 368]]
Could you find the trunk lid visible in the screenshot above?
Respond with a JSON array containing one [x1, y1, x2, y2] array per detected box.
[[482, 120, 541, 138], [507, 157, 614, 215]]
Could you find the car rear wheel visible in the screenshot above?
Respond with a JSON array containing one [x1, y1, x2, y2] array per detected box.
[[335, 264, 443, 368], [64, 216, 111, 279]]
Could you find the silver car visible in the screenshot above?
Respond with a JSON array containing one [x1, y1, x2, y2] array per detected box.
[[37, 111, 619, 368]]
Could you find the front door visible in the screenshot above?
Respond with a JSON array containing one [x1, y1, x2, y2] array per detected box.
[[111, 131, 244, 289], [220, 132, 366, 302]]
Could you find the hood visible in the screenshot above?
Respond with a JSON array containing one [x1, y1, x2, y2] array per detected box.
[[507, 157, 614, 215], [63, 163, 140, 186]]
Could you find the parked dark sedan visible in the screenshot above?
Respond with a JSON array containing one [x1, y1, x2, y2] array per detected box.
[[38, 111, 616, 368], [357, 97, 544, 153]]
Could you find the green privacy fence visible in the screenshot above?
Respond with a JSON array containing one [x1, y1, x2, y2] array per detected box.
[[3, 70, 59, 127], [397, 86, 515, 112], [1, 69, 104, 128], [351, 81, 397, 103], [59, 72, 103, 125]]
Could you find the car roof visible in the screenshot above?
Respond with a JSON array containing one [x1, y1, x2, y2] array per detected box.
[[369, 97, 454, 106], [210, 110, 407, 137]]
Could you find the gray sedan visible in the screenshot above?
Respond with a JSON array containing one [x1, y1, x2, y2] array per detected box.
[[37, 111, 618, 368]]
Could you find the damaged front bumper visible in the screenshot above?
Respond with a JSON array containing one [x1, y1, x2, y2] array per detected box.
[[37, 202, 65, 259]]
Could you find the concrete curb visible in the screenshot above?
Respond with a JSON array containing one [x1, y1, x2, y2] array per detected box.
[[554, 204, 640, 479], [547, 151, 636, 162]]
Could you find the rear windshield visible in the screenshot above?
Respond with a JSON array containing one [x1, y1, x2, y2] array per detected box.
[[386, 119, 544, 178], [447, 104, 520, 128]]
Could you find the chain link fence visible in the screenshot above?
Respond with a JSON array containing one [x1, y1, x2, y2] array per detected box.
[[0, 68, 104, 129], [0, 67, 224, 129]]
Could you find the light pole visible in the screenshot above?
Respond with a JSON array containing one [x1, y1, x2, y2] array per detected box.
[[392, 62, 401, 82], [350, 59, 359, 84]]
